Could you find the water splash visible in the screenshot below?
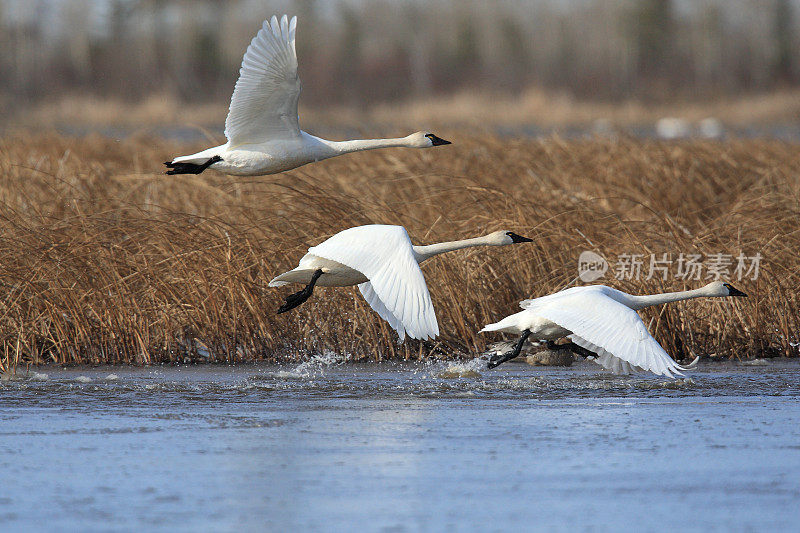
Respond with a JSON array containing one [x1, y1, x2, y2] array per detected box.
[[271, 351, 349, 379], [741, 358, 770, 366], [4, 370, 50, 382], [431, 356, 488, 379]]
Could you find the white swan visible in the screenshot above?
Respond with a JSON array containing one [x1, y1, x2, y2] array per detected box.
[[269, 225, 532, 341], [165, 15, 451, 176], [481, 281, 747, 377]]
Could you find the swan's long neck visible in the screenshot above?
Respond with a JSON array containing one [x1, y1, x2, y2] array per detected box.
[[324, 136, 417, 155], [412, 236, 497, 263], [625, 287, 712, 310]]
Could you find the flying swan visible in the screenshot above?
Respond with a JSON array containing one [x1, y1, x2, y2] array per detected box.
[[481, 281, 747, 377], [165, 15, 451, 176], [269, 224, 532, 341]]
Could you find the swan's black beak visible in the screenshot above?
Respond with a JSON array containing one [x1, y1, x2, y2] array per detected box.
[[726, 284, 747, 297], [425, 133, 451, 146], [508, 232, 533, 244]]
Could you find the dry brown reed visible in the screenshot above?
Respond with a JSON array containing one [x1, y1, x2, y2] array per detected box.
[[0, 132, 798, 370]]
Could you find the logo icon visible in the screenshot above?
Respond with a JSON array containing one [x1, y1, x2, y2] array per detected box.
[[578, 251, 608, 282]]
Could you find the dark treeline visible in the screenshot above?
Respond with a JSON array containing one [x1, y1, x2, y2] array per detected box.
[[1, 0, 798, 106]]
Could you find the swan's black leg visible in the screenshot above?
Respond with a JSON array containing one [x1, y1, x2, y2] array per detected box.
[[165, 155, 222, 175], [487, 329, 531, 369], [546, 340, 596, 359], [277, 269, 324, 314], [567, 343, 596, 359], [545, 340, 561, 351]]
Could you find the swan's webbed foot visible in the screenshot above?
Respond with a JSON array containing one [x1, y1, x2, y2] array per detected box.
[[165, 155, 222, 175], [276, 269, 323, 314], [487, 330, 532, 369]]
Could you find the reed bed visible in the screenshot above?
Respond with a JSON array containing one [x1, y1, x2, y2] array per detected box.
[[0, 132, 798, 370]]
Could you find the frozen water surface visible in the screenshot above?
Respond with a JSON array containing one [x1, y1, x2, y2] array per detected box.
[[1, 358, 800, 531]]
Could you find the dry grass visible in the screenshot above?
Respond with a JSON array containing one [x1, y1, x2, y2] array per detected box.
[[0, 132, 798, 370]]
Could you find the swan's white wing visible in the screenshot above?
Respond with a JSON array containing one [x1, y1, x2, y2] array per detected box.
[[358, 282, 407, 342], [308, 225, 439, 341], [536, 291, 690, 377], [225, 15, 301, 146]]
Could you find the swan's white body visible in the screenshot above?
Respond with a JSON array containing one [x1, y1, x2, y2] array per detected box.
[[270, 225, 531, 342], [167, 16, 449, 176], [482, 281, 746, 377]]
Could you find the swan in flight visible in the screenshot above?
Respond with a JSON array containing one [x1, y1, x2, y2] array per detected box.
[[481, 281, 747, 377], [269, 225, 532, 341], [165, 15, 451, 176]]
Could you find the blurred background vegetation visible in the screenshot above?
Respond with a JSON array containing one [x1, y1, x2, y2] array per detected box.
[[1, 0, 798, 113]]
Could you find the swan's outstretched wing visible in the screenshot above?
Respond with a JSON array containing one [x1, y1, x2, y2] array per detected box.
[[536, 291, 691, 377], [519, 286, 584, 311], [225, 15, 301, 146], [357, 282, 408, 341], [308, 225, 439, 341]]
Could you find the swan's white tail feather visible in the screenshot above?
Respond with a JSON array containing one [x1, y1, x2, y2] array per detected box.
[[171, 146, 225, 165], [480, 312, 524, 334], [268, 270, 295, 287]]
